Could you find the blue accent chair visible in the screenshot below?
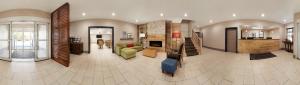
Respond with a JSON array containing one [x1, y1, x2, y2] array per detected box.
[[161, 58, 177, 76]]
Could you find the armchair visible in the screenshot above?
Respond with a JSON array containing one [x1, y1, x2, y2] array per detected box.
[[167, 43, 184, 67]]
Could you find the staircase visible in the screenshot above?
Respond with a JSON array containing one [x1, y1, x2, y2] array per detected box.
[[185, 37, 199, 56], [195, 32, 202, 37]]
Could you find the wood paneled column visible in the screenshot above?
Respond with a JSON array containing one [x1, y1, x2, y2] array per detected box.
[[51, 3, 70, 67]]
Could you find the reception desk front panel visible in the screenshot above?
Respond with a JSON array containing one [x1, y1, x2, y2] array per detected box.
[[238, 39, 280, 53]]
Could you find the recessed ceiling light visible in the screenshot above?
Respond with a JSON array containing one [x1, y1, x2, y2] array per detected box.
[[135, 19, 139, 22], [112, 12, 116, 16], [261, 13, 265, 17], [184, 13, 188, 17], [283, 19, 287, 23], [160, 13, 164, 17], [197, 25, 200, 28], [82, 13, 86, 16], [209, 20, 214, 23], [232, 13, 237, 17]]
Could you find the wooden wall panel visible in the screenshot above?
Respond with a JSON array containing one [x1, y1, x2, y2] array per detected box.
[[51, 3, 70, 67], [165, 21, 172, 51]]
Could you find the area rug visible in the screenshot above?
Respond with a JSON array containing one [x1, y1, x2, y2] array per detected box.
[[250, 52, 276, 60], [12, 50, 35, 59]]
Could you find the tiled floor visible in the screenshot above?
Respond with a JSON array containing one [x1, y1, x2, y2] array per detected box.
[[0, 44, 298, 85]]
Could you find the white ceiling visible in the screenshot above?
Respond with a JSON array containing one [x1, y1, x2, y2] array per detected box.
[[0, 0, 298, 27]]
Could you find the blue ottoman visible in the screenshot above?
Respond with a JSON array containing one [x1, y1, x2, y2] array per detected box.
[[161, 58, 177, 76]]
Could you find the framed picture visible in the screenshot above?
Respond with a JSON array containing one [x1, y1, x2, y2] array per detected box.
[[127, 33, 132, 38]]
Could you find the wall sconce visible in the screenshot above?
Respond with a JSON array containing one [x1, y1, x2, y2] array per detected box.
[[140, 33, 146, 38]]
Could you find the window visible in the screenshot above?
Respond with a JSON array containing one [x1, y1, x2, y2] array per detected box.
[[287, 28, 293, 42]]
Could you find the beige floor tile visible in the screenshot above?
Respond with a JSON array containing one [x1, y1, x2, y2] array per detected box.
[[0, 44, 298, 85]]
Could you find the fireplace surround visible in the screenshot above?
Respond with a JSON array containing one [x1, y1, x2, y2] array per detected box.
[[146, 35, 165, 51]]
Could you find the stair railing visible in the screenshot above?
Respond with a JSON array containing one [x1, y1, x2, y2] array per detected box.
[[191, 29, 203, 54]]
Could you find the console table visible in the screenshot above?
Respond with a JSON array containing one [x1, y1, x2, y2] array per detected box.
[[70, 43, 83, 55]]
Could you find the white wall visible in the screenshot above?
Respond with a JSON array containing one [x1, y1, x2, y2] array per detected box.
[[266, 29, 281, 39], [181, 23, 189, 38], [90, 28, 112, 43], [199, 19, 285, 50], [294, 12, 300, 58], [70, 19, 137, 52]]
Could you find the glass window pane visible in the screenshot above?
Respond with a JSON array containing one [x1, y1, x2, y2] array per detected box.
[[0, 41, 9, 59], [0, 25, 9, 40], [0, 24, 9, 59], [38, 24, 47, 40], [37, 41, 47, 59]]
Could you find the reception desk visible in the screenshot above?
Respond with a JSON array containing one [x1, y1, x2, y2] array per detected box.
[[238, 39, 280, 53]]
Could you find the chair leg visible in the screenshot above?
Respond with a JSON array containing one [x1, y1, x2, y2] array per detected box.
[[177, 59, 182, 68], [179, 61, 182, 67]]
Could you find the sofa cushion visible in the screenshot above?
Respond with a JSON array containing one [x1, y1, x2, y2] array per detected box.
[[121, 48, 137, 59], [121, 48, 137, 55], [134, 42, 141, 46], [117, 43, 127, 48]]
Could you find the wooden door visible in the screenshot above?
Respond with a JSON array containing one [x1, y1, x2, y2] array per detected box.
[[225, 27, 238, 53], [51, 3, 70, 67]]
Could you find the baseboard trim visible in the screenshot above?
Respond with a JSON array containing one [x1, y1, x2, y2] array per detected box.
[[203, 46, 225, 52]]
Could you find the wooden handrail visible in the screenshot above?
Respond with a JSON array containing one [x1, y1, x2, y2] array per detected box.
[[191, 30, 203, 54]]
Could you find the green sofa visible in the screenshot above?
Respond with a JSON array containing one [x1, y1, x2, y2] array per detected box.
[[115, 42, 143, 59]]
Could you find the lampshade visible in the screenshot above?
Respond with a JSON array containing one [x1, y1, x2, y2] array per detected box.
[[140, 33, 145, 37], [172, 32, 181, 38]]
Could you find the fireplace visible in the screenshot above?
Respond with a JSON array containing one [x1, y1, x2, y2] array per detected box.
[[149, 41, 162, 47]]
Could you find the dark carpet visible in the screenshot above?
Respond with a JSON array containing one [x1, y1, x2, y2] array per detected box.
[[250, 52, 276, 60], [12, 50, 35, 59]]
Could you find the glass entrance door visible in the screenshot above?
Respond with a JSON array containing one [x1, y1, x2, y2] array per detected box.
[[11, 22, 35, 59], [0, 23, 11, 61], [0, 21, 50, 61]]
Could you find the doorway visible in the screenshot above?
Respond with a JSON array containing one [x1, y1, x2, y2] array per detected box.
[[0, 21, 50, 61], [225, 27, 238, 53], [88, 26, 114, 53], [11, 22, 35, 59]]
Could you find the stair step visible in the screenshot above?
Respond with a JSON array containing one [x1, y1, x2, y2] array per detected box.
[[185, 43, 194, 45], [185, 49, 197, 52], [186, 51, 198, 54], [186, 47, 195, 49], [186, 53, 198, 56], [186, 48, 197, 51], [185, 42, 194, 44], [186, 52, 199, 56], [185, 46, 196, 49], [185, 41, 193, 43], [185, 43, 193, 45]]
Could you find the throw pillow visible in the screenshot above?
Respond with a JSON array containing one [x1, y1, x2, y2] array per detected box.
[[127, 43, 134, 47]]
